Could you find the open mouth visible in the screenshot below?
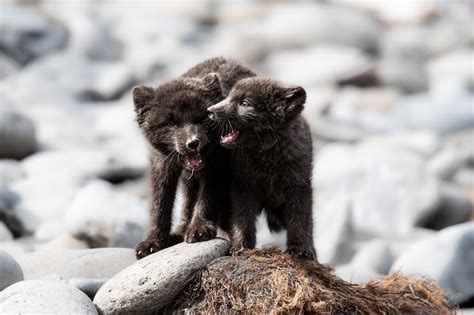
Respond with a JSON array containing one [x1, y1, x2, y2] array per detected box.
[[220, 129, 240, 146], [184, 151, 203, 170]]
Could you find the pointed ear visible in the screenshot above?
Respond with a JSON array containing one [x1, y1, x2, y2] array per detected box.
[[201, 72, 222, 94], [132, 86, 154, 126], [275, 86, 306, 117]]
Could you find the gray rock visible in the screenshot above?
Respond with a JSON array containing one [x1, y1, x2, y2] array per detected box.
[[13, 148, 145, 230], [359, 130, 440, 157], [428, 147, 471, 180], [0, 280, 97, 314], [2, 53, 136, 105], [381, 25, 428, 61], [0, 52, 20, 79], [94, 239, 229, 314], [0, 160, 24, 182], [454, 168, 474, 188], [0, 181, 19, 210], [11, 174, 83, 232], [0, 240, 32, 259], [0, 222, 13, 241], [307, 116, 367, 143], [0, 109, 36, 159], [391, 90, 474, 135], [79, 63, 136, 101], [17, 247, 136, 280], [314, 191, 356, 266], [335, 264, 380, 284], [314, 144, 440, 238], [34, 220, 67, 241], [260, 3, 380, 52], [428, 50, 473, 92], [39, 234, 89, 251], [264, 45, 373, 87], [0, 4, 67, 64], [351, 240, 395, 275], [65, 180, 148, 248], [391, 223, 474, 305], [69, 278, 107, 299], [0, 182, 25, 238], [376, 58, 427, 93], [0, 250, 23, 290], [423, 185, 472, 230]]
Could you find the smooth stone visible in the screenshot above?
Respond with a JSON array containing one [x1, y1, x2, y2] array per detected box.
[[0, 182, 25, 238], [314, 190, 356, 266], [335, 264, 380, 284], [0, 109, 36, 159], [94, 239, 229, 314], [0, 4, 67, 64], [0, 222, 13, 241], [0, 250, 23, 290], [0, 52, 20, 79], [0, 240, 31, 259], [0, 160, 24, 182], [79, 63, 136, 101], [40, 234, 89, 250], [342, 1, 439, 24], [34, 220, 68, 241], [376, 58, 427, 93], [17, 247, 136, 280], [69, 278, 107, 299], [264, 44, 373, 87], [359, 130, 440, 157], [0, 280, 97, 314], [391, 90, 474, 135], [428, 50, 473, 92], [314, 144, 440, 238], [391, 223, 474, 305], [351, 240, 395, 275], [65, 180, 148, 248], [423, 185, 472, 230], [454, 168, 474, 188], [428, 147, 471, 180], [260, 3, 380, 52]]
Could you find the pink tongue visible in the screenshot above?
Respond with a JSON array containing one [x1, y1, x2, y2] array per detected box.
[[221, 130, 239, 144], [186, 152, 201, 168]]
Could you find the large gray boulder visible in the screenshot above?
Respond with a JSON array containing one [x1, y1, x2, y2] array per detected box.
[[0, 280, 97, 314], [391, 89, 473, 135], [314, 143, 440, 239], [265, 44, 373, 88], [0, 250, 23, 290], [0, 222, 13, 241], [17, 247, 136, 280], [260, 3, 380, 52], [351, 239, 395, 275], [0, 109, 36, 159], [0, 4, 67, 64], [391, 223, 474, 304], [94, 239, 229, 314], [64, 180, 148, 248]]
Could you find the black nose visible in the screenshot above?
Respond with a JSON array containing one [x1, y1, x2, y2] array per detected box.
[[186, 139, 200, 150]]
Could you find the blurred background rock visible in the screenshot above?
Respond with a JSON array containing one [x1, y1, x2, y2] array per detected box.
[[0, 0, 473, 309]]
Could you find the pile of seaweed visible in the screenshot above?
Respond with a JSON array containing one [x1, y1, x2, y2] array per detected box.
[[164, 248, 454, 314]]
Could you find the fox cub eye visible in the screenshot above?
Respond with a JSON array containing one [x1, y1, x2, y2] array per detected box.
[[240, 99, 252, 107], [167, 121, 175, 127]]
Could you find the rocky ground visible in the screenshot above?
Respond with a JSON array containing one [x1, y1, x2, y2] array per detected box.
[[0, 0, 473, 313]]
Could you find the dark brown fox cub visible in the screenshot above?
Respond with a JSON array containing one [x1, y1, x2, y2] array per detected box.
[[208, 77, 317, 260], [134, 58, 254, 259]]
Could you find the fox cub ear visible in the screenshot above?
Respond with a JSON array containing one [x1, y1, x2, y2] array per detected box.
[[132, 86, 155, 126], [276, 86, 306, 117], [201, 72, 222, 95]]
